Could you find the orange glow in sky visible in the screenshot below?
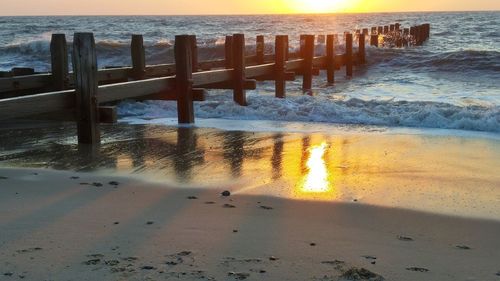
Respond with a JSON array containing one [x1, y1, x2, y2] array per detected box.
[[0, 0, 498, 15]]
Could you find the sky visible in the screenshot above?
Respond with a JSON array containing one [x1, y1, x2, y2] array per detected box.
[[1, 0, 499, 16]]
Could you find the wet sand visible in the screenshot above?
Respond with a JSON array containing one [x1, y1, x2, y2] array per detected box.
[[1, 168, 500, 281], [1, 120, 500, 280]]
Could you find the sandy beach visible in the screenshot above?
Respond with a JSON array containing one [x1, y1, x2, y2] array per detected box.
[[1, 120, 500, 281], [0, 167, 500, 281]]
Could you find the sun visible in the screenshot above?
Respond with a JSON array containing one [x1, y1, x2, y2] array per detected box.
[[288, 0, 350, 13]]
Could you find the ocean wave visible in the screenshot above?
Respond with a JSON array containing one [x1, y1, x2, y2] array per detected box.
[[117, 92, 500, 133]]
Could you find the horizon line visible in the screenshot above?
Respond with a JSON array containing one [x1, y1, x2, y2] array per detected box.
[[0, 9, 498, 17]]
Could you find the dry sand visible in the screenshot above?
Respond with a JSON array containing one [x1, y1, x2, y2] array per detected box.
[[1, 167, 499, 281]]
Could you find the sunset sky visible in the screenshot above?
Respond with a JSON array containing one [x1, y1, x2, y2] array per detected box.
[[1, 0, 499, 15]]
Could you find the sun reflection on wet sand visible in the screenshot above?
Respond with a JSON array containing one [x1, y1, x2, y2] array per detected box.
[[299, 142, 330, 193]]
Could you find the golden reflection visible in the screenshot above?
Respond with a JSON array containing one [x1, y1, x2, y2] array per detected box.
[[296, 142, 335, 199]]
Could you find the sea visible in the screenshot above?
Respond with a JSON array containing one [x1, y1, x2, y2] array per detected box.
[[0, 12, 499, 133]]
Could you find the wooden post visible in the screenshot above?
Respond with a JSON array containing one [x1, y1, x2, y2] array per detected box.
[[299, 34, 307, 58], [362, 28, 369, 35], [378, 26, 383, 35], [370, 34, 378, 47], [232, 34, 247, 106], [410, 26, 416, 45], [50, 34, 69, 91], [131, 34, 146, 80], [189, 35, 198, 72], [326, 34, 335, 84], [384, 26, 389, 34], [358, 33, 365, 64], [224, 35, 233, 69], [73, 33, 100, 144], [390, 24, 395, 32], [371, 27, 377, 34], [174, 35, 194, 123], [256, 35, 265, 65], [345, 33, 353, 77], [275, 35, 287, 98], [302, 35, 314, 93], [284, 35, 289, 61], [395, 23, 401, 31]]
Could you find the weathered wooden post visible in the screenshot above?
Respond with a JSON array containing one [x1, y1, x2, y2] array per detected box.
[[131, 34, 146, 80], [275, 35, 287, 98], [384, 26, 389, 34], [50, 34, 69, 91], [189, 35, 198, 72], [302, 35, 314, 93], [390, 24, 395, 32], [345, 33, 353, 77], [326, 34, 335, 84], [377, 26, 383, 35], [225, 35, 233, 69], [371, 27, 377, 34], [358, 33, 366, 64], [410, 26, 416, 45], [256, 35, 265, 65], [174, 35, 194, 124], [232, 34, 247, 106], [284, 35, 290, 61], [370, 34, 378, 47], [395, 23, 401, 31], [73, 33, 100, 144], [300, 34, 307, 58], [362, 28, 369, 35]]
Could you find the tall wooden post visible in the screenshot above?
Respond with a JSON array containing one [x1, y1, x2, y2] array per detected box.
[[410, 26, 416, 45], [384, 26, 389, 34], [390, 24, 395, 32], [370, 34, 378, 47], [358, 33, 365, 64], [189, 35, 198, 72], [131, 34, 146, 80], [326, 34, 335, 84], [345, 33, 353, 77], [256, 35, 265, 65], [232, 34, 247, 106], [224, 35, 233, 69], [284, 35, 290, 61], [377, 26, 383, 35], [174, 35, 194, 124], [362, 28, 369, 35], [299, 34, 307, 58], [395, 23, 401, 31], [73, 33, 100, 144], [50, 34, 69, 91], [302, 35, 314, 93], [275, 35, 287, 98], [371, 27, 377, 34]]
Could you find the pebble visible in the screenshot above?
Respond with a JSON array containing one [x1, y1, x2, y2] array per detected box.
[[70, 176, 80, 180], [108, 181, 119, 186], [92, 182, 103, 187], [141, 266, 156, 270], [406, 267, 429, 272], [221, 190, 231, 197], [0, 176, 8, 180], [204, 201, 216, 204], [3, 272, 13, 276], [228, 271, 250, 280], [456, 245, 471, 250], [260, 205, 273, 210], [269, 256, 279, 261], [187, 196, 198, 200], [113, 222, 120, 225], [223, 204, 236, 208], [397, 235, 414, 241], [310, 243, 316, 246], [233, 230, 239, 233], [146, 221, 154, 225]]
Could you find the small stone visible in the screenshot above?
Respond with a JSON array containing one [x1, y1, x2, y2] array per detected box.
[[496, 271, 500, 276], [260, 205, 273, 210], [228, 271, 250, 280], [406, 267, 429, 272], [113, 222, 119, 225], [362, 255, 377, 260], [397, 235, 414, 241], [141, 265, 156, 270], [146, 221, 154, 225], [108, 181, 119, 186], [221, 190, 231, 197], [105, 260, 120, 266], [0, 176, 8, 180], [79, 182, 89, 185], [371, 261, 376, 265], [18, 275, 25, 279], [84, 259, 101, 265], [353, 199, 358, 202], [259, 270, 266, 273], [70, 176, 80, 180], [187, 196, 198, 200], [341, 267, 384, 280], [92, 182, 103, 187], [205, 201, 216, 204], [223, 204, 236, 208], [269, 256, 279, 261], [3, 272, 13, 276], [310, 243, 316, 246], [456, 245, 471, 250]]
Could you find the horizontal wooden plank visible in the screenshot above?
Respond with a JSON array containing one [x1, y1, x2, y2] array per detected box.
[[0, 74, 51, 93], [0, 89, 74, 120], [98, 76, 176, 103]]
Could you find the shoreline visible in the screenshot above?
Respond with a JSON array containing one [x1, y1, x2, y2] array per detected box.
[[1, 168, 500, 281]]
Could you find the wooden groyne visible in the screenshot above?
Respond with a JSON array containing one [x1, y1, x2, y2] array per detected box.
[[0, 23, 430, 144]]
